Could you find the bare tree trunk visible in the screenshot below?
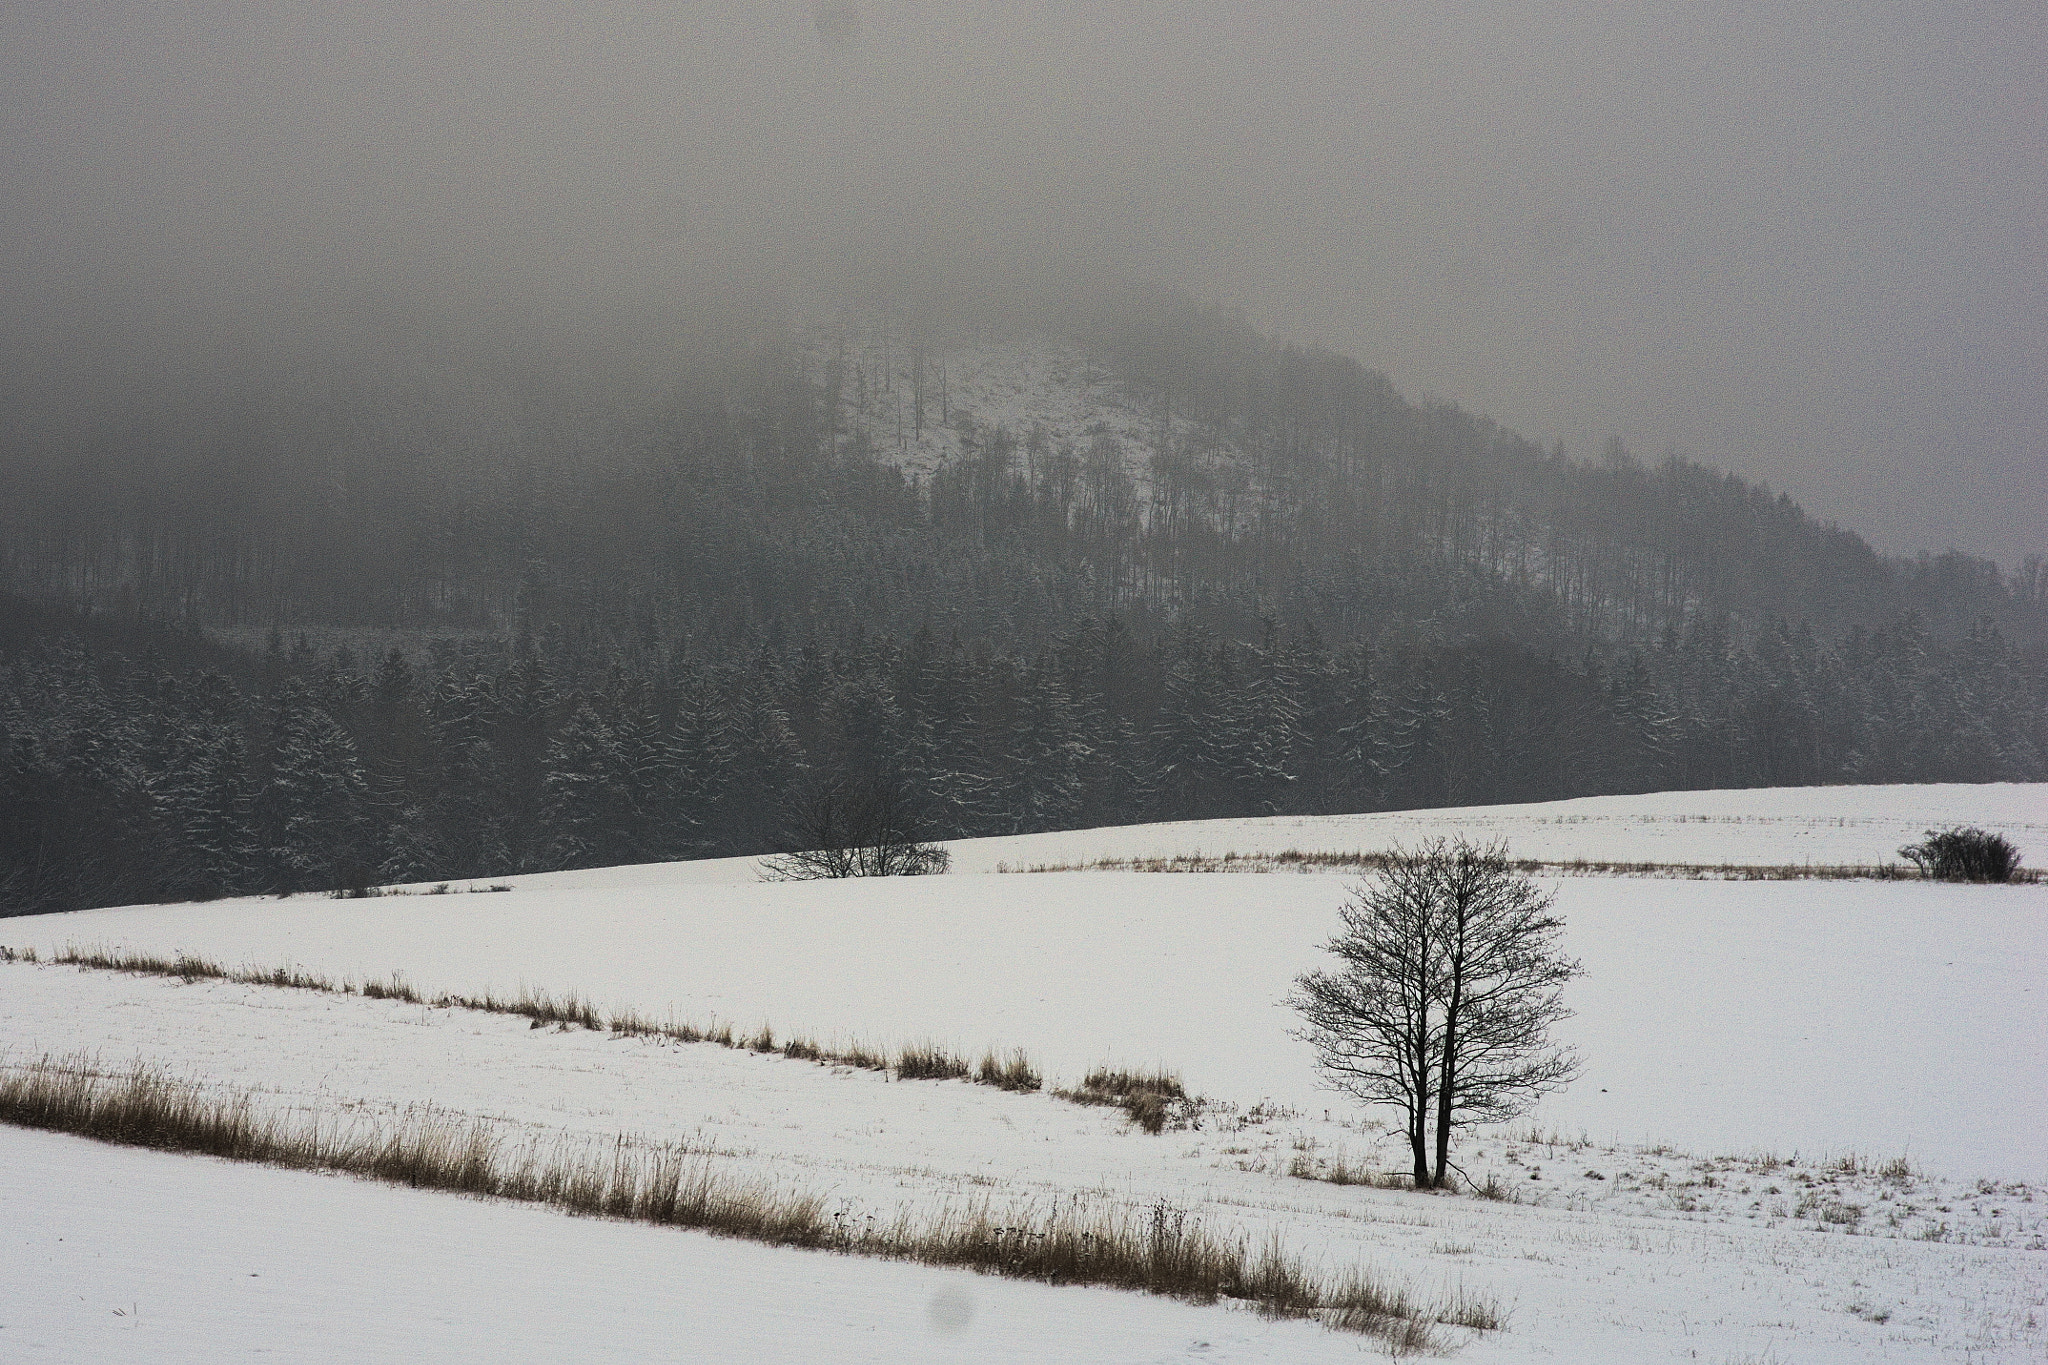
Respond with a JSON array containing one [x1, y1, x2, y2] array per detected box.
[[1433, 965, 1462, 1187]]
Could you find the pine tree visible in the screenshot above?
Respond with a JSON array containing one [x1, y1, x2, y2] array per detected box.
[[258, 681, 376, 891]]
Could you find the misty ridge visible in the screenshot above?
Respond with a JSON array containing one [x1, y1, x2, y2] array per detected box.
[[1, 3, 2043, 912], [4, 276, 2044, 914]]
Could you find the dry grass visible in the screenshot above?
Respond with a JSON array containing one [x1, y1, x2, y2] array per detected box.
[[895, 1041, 971, 1081], [1287, 1148, 1417, 1191], [3, 944, 1045, 1099], [0, 1053, 1484, 1347], [977, 1048, 1043, 1093], [998, 849, 2044, 884], [0, 1053, 831, 1239], [1057, 1066, 1188, 1134], [834, 1040, 891, 1072], [360, 973, 421, 1003]]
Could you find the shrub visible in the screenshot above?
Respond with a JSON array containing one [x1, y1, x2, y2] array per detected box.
[[1899, 827, 2022, 883], [761, 777, 951, 879]]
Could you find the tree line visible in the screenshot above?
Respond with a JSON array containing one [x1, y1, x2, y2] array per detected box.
[[4, 605, 2040, 914]]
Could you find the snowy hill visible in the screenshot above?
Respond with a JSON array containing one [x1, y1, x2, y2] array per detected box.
[[4, 781, 2044, 1362], [800, 319, 1236, 505]]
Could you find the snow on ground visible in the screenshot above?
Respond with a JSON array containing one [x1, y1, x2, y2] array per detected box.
[[940, 781, 2048, 875], [14, 873, 2044, 1180], [431, 781, 2046, 892], [0, 1125, 1356, 1365], [5, 783, 2043, 1360], [5, 964, 2043, 1363]]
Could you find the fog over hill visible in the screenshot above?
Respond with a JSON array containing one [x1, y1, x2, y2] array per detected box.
[[2, 4, 2044, 912], [2, 3, 2042, 566]]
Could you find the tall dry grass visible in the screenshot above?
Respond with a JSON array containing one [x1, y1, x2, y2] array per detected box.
[[895, 1041, 971, 1081], [997, 850, 2044, 883], [976, 1048, 1043, 1093], [0, 1053, 1494, 1347], [1, 945, 1036, 1093], [1057, 1066, 1187, 1133]]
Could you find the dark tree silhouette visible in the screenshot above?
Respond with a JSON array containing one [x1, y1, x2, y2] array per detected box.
[[764, 775, 950, 879], [1292, 841, 1581, 1189]]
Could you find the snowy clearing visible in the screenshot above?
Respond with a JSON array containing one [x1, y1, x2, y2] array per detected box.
[[5, 964, 2043, 1363], [4, 783, 2043, 1360], [438, 780, 2048, 891], [14, 871, 2044, 1180], [0, 1125, 1362, 1365]]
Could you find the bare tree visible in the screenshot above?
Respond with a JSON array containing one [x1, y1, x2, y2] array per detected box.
[[762, 776, 950, 880], [1291, 840, 1580, 1189]]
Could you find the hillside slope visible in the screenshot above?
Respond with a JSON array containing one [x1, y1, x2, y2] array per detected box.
[[6, 782, 2043, 1363], [13, 783, 2043, 1180]]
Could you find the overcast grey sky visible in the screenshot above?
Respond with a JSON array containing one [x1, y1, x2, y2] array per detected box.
[[3, 2, 2040, 567]]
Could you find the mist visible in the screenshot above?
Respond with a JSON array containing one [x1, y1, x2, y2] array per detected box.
[[3, 1, 2041, 566]]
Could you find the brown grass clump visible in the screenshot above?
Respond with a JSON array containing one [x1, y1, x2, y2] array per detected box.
[[244, 963, 341, 992], [361, 974, 422, 1003], [507, 987, 602, 1030], [1058, 1066, 1187, 1134], [0, 1054, 1493, 1348], [834, 1040, 890, 1071], [895, 1042, 971, 1081], [1287, 1149, 1416, 1190], [976, 1048, 1042, 1093]]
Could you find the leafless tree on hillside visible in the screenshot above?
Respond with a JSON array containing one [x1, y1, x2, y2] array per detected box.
[[762, 776, 950, 879], [1291, 839, 1581, 1188]]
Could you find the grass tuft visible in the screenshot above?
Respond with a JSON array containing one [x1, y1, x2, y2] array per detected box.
[[1058, 1066, 1187, 1133], [361, 973, 422, 1003], [976, 1048, 1043, 1093], [895, 1041, 971, 1081], [835, 1040, 890, 1072]]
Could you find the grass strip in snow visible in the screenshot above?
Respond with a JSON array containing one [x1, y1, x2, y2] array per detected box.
[[0, 945, 1038, 1092], [0, 1053, 1491, 1348], [5, 947, 1238, 1139], [1001, 849, 2044, 882]]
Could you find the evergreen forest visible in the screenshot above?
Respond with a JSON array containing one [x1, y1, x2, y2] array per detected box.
[[4, 295, 2043, 914]]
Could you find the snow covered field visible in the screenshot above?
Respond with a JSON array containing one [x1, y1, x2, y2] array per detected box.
[[17, 872, 2043, 1179], [4, 964, 2042, 1363], [393, 780, 2044, 891], [0, 1125, 1361, 1365], [4, 783, 2043, 1360]]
